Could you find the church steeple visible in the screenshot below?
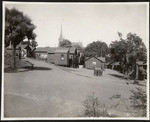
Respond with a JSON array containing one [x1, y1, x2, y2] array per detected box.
[[58, 23, 63, 47]]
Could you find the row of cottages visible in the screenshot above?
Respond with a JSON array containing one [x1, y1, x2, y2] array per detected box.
[[35, 47, 79, 67], [84, 56, 106, 71]]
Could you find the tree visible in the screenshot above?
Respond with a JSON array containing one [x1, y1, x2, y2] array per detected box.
[[31, 39, 38, 48], [59, 39, 72, 47], [109, 32, 147, 77], [84, 41, 109, 57], [5, 7, 36, 68]]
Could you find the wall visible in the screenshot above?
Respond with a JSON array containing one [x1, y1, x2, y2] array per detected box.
[[54, 53, 69, 66], [85, 57, 105, 70], [35, 52, 47, 60], [47, 53, 55, 63]]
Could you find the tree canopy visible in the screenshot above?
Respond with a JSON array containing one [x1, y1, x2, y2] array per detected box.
[[109, 32, 147, 75], [84, 41, 109, 57], [5, 7, 36, 68], [59, 39, 72, 47], [5, 7, 36, 48]]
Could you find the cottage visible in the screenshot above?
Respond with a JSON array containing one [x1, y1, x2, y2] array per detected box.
[[69, 47, 78, 67], [25, 45, 36, 57], [109, 62, 121, 71], [34, 47, 48, 60], [84, 57, 106, 70], [47, 47, 57, 64], [136, 61, 147, 80], [54, 48, 69, 66]]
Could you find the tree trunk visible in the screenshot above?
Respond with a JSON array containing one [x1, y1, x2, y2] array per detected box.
[[12, 44, 16, 69]]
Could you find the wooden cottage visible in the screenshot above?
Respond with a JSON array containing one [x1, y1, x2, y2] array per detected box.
[[47, 47, 57, 64], [25, 45, 36, 57], [54, 48, 69, 66], [135, 61, 147, 80], [69, 47, 79, 67], [84, 57, 106, 70], [35, 47, 48, 61], [109, 62, 121, 71], [17, 44, 28, 58]]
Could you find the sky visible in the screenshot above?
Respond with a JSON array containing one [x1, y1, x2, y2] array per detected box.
[[4, 2, 149, 48]]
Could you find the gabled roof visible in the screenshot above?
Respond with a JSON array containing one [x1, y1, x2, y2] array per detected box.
[[35, 47, 48, 52], [17, 44, 28, 49], [85, 56, 106, 63], [55, 48, 69, 53], [47, 47, 57, 54], [97, 57, 106, 63], [69, 47, 77, 54]]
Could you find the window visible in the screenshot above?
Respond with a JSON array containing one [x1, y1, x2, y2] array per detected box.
[[61, 54, 64, 61], [92, 62, 96, 65]]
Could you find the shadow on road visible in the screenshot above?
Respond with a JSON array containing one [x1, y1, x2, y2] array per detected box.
[[4, 66, 52, 73], [24, 66, 52, 71], [109, 74, 125, 79]]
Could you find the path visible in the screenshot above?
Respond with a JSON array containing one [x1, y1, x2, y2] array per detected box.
[[4, 58, 146, 117]]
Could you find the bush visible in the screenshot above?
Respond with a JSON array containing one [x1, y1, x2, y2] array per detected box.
[[83, 93, 111, 117], [130, 87, 147, 117]]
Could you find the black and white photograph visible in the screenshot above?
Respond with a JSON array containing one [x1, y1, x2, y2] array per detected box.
[[1, 1, 149, 120]]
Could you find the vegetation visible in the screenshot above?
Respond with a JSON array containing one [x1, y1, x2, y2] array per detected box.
[[109, 87, 147, 117], [109, 32, 147, 77], [83, 93, 111, 117], [130, 87, 147, 117], [84, 41, 109, 57], [59, 39, 72, 47], [5, 7, 36, 68]]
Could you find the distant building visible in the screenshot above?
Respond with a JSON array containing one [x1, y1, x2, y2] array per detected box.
[[54, 48, 70, 66], [47, 47, 57, 64], [136, 61, 147, 80], [34, 47, 48, 60], [69, 47, 78, 67], [84, 57, 106, 70]]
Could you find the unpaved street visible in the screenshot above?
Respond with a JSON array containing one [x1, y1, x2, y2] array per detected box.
[[4, 58, 146, 117]]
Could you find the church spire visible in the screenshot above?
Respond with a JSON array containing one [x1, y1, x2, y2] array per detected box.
[[58, 22, 63, 47]]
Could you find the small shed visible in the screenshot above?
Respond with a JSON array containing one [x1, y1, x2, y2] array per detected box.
[[54, 48, 69, 66], [25, 45, 36, 57], [47, 47, 57, 63], [17, 44, 28, 58], [84, 57, 106, 70], [136, 61, 147, 80], [110, 62, 120, 71], [69, 47, 78, 67], [34, 47, 48, 60]]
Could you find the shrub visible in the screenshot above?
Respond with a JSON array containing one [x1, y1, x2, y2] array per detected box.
[[83, 92, 110, 117], [130, 87, 147, 117]]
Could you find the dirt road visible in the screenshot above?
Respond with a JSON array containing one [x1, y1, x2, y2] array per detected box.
[[3, 58, 146, 117]]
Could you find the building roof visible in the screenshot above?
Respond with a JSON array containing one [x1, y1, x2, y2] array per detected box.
[[35, 47, 48, 52], [17, 44, 28, 49], [85, 56, 106, 63], [55, 48, 69, 53], [47, 47, 57, 54], [97, 57, 106, 63], [69, 47, 77, 54]]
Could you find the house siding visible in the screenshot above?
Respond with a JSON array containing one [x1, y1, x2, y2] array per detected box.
[[85, 57, 105, 70], [54, 53, 69, 66], [47, 53, 55, 63], [35, 51, 47, 60]]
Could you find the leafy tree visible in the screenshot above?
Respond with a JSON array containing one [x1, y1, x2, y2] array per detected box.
[[84, 41, 109, 57], [31, 39, 38, 48], [5, 7, 36, 68], [109, 32, 147, 76], [59, 39, 72, 47]]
